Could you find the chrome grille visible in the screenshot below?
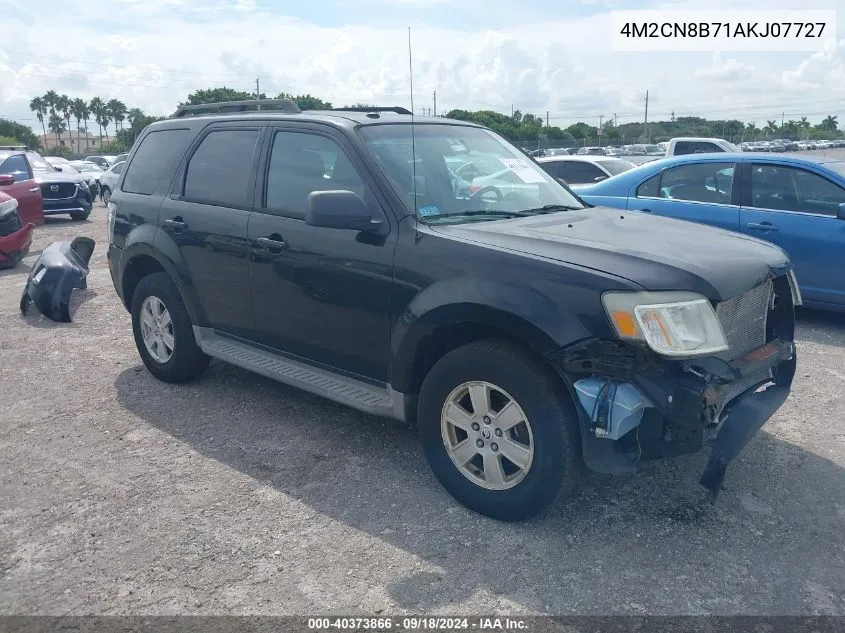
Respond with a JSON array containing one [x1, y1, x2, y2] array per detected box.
[[714, 281, 773, 411], [41, 182, 77, 200]]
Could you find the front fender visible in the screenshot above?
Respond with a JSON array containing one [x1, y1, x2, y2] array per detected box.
[[390, 277, 595, 393]]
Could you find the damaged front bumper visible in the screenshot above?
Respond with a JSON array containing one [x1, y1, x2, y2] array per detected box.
[[20, 237, 95, 322], [0, 223, 34, 269], [553, 278, 797, 501]]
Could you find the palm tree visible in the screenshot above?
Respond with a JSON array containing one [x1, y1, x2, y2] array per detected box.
[[43, 90, 59, 115], [821, 115, 839, 132], [71, 98, 87, 154], [89, 97, 105, 142], [80, 101, 92, 151], [29, 97, 48, 144], [745, 122, 758, 141], [127, 107, 144, 141], [55, 94, 71, 150], [100, 109, 112, 144], [107, 99, 127, 134], [764, 120, 778, 137], [48, 112, 66, 147], [800, 116, 811, 139]]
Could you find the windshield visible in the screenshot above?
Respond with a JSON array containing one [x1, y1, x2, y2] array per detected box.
[[26, 152, 57, 174], [359, 124, 584, 222], [601, 158, 636, 176]]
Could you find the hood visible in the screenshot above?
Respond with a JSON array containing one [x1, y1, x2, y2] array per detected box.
[[430, 207, 791, 301], [35, 172, 86, 185]]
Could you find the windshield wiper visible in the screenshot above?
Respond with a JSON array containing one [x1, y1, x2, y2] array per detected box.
[[517, 204, 583, 214], [423, 209, 533, 221]]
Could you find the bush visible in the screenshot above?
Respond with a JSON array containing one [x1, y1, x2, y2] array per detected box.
[[0, 135, 25, 147], [43, 145, 74, 158]]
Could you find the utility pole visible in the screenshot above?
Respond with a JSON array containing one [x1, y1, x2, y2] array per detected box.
[[255, 75, 260, 98], [598, 115, 604, 147], [644, 90, 649, 143], [614, 113, 618, 128], [433, 90, 437, 117], [781, 112, 785, 129]]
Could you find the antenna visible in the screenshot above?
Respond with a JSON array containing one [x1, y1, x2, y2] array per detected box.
[[408, 26, 417, 215]]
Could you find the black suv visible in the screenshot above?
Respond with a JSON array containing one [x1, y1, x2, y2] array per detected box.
[[106, 99, 799, 520]]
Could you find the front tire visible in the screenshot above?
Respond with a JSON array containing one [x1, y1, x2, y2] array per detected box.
[[70, 211, 90, 221], [131, 272, 210, 383], [101, 187, 111, 204], [418, 340, 581, 521]]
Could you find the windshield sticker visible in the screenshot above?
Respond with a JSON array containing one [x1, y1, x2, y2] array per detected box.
[[418, 205, 440, 217], [499, 158, 546, 184]]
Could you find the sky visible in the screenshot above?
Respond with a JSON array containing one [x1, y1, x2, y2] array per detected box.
[[0, 0, 843, 134]]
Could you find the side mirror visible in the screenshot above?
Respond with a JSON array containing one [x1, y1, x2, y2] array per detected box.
[[0, 174, 15, 186], [306, 190, 383, 233], [55, 166, 63, 172], [839, 202, 845, 220]]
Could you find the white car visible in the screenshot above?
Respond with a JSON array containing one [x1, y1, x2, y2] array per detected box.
[[815, 140, 833, 149], [536, 155, 636, 185], [468, 167, 540, 200], [98, 161, 125, 203]]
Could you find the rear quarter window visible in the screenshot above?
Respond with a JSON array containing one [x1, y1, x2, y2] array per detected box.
[[122, 129, 191, 195]]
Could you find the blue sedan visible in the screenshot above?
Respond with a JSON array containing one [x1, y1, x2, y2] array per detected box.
[[572, 153, 845, 311]]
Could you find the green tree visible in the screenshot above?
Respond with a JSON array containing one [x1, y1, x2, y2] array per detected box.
[[745, 122, 758, 140], [183, 87, 254, 106], [55, 94, 72, 149], [108, 99, 127, 132], [47, 112, 66, 146], [0, 118, 39, 149], [276, 93, 332, 110], [71, 98, 87, 153], [820, 115, 839, 132], [89, 97, 105, 141], [764, 120, 779, 137], [29, 97, 48, 143]]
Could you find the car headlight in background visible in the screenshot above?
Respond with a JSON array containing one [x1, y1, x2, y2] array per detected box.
[[0, 197, 19, 217], [602, 291, 728, 357]]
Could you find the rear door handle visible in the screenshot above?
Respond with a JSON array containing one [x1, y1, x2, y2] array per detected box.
[[29, 187, 40, 192], [164, 218, 187, 230], [746, 221, 779, 232], [257, 235, 288, 252]]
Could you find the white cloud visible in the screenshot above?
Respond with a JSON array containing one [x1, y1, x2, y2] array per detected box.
[[1, 0, 844, 132]]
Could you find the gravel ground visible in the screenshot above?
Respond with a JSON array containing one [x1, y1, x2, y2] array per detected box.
[[1, 202, 844, 616]]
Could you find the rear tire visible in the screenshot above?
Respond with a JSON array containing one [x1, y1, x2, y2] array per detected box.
[[418, 340, 581, 521], [131, 272, 210, 383], [70, 211, 90, 221], [101, 187, 111, 205]]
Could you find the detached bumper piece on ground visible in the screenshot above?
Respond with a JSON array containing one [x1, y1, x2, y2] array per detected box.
[[20, 237, 95, 322], [0, 204, 34, 270]]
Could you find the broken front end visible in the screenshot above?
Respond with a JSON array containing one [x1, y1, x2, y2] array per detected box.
[[554, 273, 799, 500], [0, 196, 34, 269], [20, 237, 95, 322]]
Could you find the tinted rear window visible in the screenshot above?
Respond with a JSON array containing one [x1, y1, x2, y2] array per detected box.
[[183, 129, 260, 208], [123, 129, 190, 195]]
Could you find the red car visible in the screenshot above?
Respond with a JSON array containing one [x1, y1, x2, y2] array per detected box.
[[0, 190, 34, 269], [0, 149, 45, 226]]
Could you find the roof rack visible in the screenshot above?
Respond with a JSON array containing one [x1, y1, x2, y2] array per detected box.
[[0, 145, 28, 151], [170, 98, 301, 118], [330, 106, 413, 115]]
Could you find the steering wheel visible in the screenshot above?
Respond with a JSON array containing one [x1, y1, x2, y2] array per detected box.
[[469, 186, 503, 203]]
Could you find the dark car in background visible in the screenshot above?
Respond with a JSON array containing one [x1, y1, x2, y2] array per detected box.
[[26, 152, 93, 221]]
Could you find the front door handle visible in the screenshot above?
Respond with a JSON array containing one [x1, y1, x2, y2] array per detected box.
[[257, 235, 288, 252], [746, 221, 779, 232], [164, 218, 187, 230], [640, 208, 653, 213]]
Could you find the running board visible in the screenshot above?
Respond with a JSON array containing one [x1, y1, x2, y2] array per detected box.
[[193, 327, 404, 420]]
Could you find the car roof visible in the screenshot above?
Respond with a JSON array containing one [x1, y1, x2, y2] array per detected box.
[[670, 137, 730, 143], [149, 110, 480, 133], [662, 152, 842, 166]]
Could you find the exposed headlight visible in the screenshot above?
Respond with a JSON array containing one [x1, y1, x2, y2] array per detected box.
[[0, 197, 18, 217], [602, 291, 728, 357]]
